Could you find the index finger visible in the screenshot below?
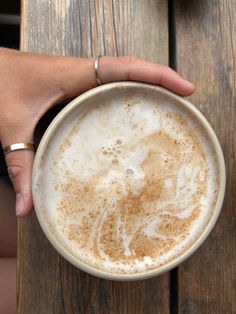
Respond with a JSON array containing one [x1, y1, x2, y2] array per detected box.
[[58, 56, 195, 99], [98, 56, 195, 96]]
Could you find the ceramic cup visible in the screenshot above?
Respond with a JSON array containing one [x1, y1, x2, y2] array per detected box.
[[32, 82, 226, 280]]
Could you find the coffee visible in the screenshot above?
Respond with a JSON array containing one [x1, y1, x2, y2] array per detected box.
[[33, 85, 220, 275]]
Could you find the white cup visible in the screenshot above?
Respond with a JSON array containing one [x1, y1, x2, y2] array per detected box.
[[32, 82, 226, 280]]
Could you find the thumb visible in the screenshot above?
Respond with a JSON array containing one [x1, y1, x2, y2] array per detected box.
[[5, 150, 34, 217]]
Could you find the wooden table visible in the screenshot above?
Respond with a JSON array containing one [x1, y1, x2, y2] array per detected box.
[[18, 1, 236, 313]]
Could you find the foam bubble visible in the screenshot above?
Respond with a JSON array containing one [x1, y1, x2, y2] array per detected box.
[[126, 168, 134, 175], [164, 178, 173, 188]]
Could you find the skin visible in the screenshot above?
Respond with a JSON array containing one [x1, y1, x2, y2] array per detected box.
[[0, 48, 195, 313], [0, 48, 195, 218], [0, 258, 16, 314]]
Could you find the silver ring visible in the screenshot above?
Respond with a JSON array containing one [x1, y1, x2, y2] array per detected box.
[[94, 55, 102, 86], [3, 143, 35, 155]]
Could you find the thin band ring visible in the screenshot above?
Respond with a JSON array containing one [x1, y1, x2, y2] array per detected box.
[[3, 143, 35, 155], [94, 55, 102, 86]]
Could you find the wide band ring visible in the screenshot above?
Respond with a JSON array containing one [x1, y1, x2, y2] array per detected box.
[[94, 55, 102, 86], [3, 143, 35, 155]]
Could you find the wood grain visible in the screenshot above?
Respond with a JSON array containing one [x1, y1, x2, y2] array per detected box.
[[19, 1, 170, 313], [175, 0, 236, 313], [21, 0, 168, 62]]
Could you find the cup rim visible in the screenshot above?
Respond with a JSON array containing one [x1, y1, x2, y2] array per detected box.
[[32, 82, 226, 281]]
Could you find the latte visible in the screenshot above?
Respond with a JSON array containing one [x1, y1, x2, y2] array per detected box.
[[33, 84, 220, 275]]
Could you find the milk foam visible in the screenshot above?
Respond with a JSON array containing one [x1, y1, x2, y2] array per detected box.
[[34, 89, 219, 274]]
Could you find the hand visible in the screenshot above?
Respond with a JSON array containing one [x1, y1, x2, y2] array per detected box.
[[0, 48, 195, 217]]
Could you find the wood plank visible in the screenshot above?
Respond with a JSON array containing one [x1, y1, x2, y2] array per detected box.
[[19, 1, 170, 313], [175, 1, 236, 313], [21, 0, 168, 62]]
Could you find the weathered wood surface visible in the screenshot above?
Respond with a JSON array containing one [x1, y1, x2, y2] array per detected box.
[[175, 1, 236, 313], [19, 0, 236, 313], [19, 1, 169, 313], [21, 0, 168, 62]]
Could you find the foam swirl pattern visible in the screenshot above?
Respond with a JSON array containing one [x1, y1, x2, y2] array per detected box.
[[34, 88, 219, 274]]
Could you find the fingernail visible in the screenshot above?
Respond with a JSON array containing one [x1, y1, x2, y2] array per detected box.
[[16, 193, 24, 216], [184, 79, 195, 89]]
